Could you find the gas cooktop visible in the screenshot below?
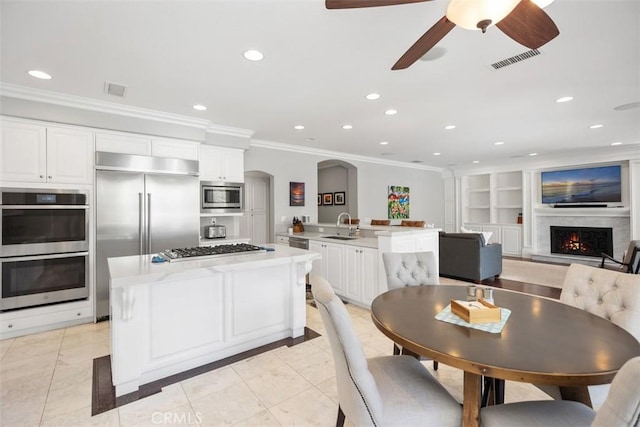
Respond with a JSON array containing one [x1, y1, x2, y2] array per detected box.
[[160, 243, 265, 262]]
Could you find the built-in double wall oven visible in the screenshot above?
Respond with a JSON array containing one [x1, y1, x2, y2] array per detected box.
[[1, 188, 89, 311]]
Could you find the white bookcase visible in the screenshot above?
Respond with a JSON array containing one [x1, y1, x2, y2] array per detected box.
[[462, 171, 523, 255]]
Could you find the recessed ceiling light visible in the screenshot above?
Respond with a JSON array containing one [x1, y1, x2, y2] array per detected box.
[[28, 70, 52, 80], [529, 152, 538, 156], [472, 160, 480, 164], [494, 141, 505, 146], [294, 125, 305, 130], [384, 109, 398, 115], [379, 141, 388, 145], [433, 152, 441, 156], [444, 125, 456, 130], [366, 93, 381, 100], [611, 142, 623, 146], [192, 104, 207, 111], [589, 124, 604, 129], [243, 50, 264, 61], [556, 96, 574, 103], [342, 124, 353, 130]]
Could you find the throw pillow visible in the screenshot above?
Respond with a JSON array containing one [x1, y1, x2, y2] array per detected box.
[[460, 227, 493, 245]]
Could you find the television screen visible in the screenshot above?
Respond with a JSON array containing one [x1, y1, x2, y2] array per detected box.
[[541, 165, 622, 204]]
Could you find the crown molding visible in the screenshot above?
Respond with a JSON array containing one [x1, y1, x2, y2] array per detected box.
[[0, 83, 254, 138], [250, 138, 443, 172]]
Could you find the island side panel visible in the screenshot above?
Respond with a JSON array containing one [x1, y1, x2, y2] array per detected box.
[[110, 256, 311, 397]]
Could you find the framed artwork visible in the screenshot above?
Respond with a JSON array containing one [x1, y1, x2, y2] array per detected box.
[[317, 194, 322, 206], [323, 193, 333, 205], [290, 182, 305, 206], [334, 191, 345, 205], [388, 185, 410, 219]]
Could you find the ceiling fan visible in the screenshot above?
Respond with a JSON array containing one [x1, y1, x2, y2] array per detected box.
[[326, 0, 560, 70]]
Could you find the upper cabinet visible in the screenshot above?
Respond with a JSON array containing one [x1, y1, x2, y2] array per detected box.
[[95, 133, 199, 160], [1, 119, 94, 184], [199, 145, 244, 183]]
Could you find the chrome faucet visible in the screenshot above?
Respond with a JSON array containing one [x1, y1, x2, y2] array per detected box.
[[336, 212, 354, 236]]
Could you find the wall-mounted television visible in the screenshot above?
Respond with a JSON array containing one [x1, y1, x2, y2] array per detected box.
[[541, 165, 622, 205]]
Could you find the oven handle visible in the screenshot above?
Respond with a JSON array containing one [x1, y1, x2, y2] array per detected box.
[[0, 205, 89, 209], [0, 252, 89, 262]]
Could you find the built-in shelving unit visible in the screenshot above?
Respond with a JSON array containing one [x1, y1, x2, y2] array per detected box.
[[462, 171, 523, 256]]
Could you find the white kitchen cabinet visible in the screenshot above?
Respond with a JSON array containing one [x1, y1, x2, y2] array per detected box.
[[151, 138, 199, 160], [0, 120, 93, 184], [199, 145, 244, 182], [464, 222, 522, 256], [309, 240, 345, 295], [96, 132, 199, 161], [344, 246, 379, 306], [95, 132, 151, 155]]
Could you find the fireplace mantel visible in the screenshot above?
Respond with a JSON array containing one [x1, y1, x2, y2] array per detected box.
[[534, 207, 630, 218]]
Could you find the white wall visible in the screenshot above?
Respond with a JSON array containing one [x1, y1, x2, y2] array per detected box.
[[245, 144, 445, 239]]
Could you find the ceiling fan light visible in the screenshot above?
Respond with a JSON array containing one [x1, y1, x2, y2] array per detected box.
[[532, 0, 555, 8], [446, 0, 520, 31]]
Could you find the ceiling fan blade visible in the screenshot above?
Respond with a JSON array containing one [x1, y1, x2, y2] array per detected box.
[[392, 17, 455, 70], [326, 0, 430, 9], [496, 0, 559, 49]]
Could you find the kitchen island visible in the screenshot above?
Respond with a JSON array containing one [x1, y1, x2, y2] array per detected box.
[[108, 245, 318, 397]]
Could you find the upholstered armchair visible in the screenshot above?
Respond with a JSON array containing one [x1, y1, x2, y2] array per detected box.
[[537, 263, 640, 409], [601, 240, 640, 274], [311, 276, 462, 427], [439, 232, 502, 282]]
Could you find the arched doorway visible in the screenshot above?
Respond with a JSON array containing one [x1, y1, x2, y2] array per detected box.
[[317, 160, 357, 223]]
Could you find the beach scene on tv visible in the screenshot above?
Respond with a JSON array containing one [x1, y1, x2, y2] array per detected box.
[[541, 165, 622, 204]]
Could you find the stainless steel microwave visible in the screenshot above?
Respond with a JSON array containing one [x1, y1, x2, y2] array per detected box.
[[201, 182, 243, 214]]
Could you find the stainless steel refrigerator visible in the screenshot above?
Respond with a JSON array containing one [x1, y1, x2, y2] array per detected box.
[[95, 152, 200, 320]]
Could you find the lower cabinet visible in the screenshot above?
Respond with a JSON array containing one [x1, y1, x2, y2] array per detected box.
[[309, 240, 378, 307], [464, 223, 522, 256], [344, 246, 379, 306]]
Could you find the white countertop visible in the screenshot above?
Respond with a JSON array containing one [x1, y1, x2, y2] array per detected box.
[[108, 244, 318, 288], [278, 227, 439, 249]]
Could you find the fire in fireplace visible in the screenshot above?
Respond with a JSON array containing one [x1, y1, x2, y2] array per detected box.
[[550, 226, 613, 258]]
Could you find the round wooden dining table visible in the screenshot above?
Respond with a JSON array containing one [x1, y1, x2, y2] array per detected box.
[[370, 285, 640, 427]]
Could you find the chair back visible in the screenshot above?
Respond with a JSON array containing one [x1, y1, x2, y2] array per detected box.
[[592, 356, 640, 427], [370, 219, 390, 226], [400, 220, 425, 227], [311, 276, 383, 426], [560, 263, 640, 341], [382, 252, 438, 290], [623, 241, 640, 274]]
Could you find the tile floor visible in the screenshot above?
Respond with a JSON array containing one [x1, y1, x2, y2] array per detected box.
[[0, 297, 554, 427]]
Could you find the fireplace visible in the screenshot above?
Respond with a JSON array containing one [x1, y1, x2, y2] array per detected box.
[[550, 226, 613, 258]]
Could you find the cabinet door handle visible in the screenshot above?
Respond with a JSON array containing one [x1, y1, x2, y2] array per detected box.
[[40, 175, 44, 178], [48, 176, 52, 179], [8, 323, 13, 328]]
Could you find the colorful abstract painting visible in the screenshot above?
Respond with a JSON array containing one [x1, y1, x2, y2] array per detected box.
[[388, 185, 410, 219]]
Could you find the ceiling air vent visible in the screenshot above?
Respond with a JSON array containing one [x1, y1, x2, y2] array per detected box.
[[104, 81, 127, 97], [491, 49, 540, 70]]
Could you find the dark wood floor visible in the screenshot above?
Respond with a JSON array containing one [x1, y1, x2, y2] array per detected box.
[[481, 277, 561, 299]]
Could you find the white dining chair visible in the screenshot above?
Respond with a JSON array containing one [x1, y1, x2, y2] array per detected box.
[[537, 263, 640, 409], [481, 356, 640, 427], [311, 275, 462, 427], [381, 251, 441, 370]]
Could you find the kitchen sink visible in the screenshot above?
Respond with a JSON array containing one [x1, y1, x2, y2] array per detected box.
[[323, 235, 358, 241]]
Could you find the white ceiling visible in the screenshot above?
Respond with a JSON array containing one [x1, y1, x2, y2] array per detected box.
[[1, 0, 639, 169]]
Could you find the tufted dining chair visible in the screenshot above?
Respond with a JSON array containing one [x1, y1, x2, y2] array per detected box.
[[382, 251, 440, 370], [311, 275, 462, 427], [482, 356, 640, 427], [537, 263, 640, 409]]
